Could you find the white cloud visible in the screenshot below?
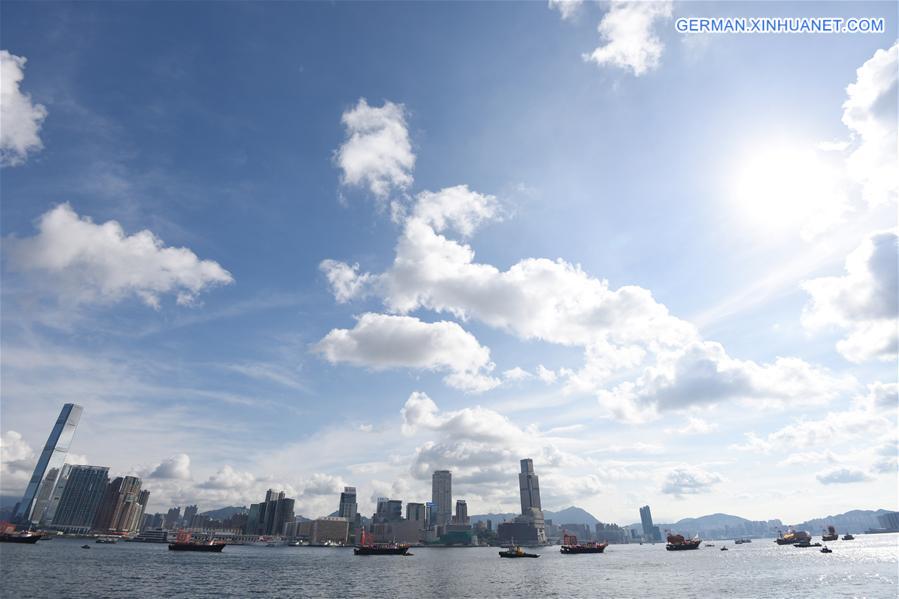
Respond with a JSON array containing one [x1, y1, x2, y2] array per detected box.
[[411, 185, 500, 238], [313, 313, 499, 393], [548, 0, 584, 21], [0, 50, 47, 167], [815, 467, 874, 485], [661, 465, 723, 497], [668, 416, 717, 435], [335, 98, 415, 198], [0, 430, 35, 493], [5, 203, 234, 308], [778, 450, 839, 467], [320, 260, 373, 303], [149, 453, 192, 480], [841, 42, 898, 206], [801, 229, 897, 363], [536, 364, 558, 384], [502, 366, 533, 382], [584, 1, 673, 76]]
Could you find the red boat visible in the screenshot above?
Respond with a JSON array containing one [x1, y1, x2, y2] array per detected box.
[[168, 530, 225, 552], [353, 529, 410, 556], [0, 522, 41, 544], [560, 532, 608, 554]]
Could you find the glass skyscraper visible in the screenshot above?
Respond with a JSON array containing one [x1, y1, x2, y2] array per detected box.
[[13, 403, 83, 525]]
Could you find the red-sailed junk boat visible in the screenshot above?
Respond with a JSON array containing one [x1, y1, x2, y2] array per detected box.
[[560, 532, 608, 554], [168, 530, 225, 552], [0, 522, 41, 544], [353, 529, 410, 555], [665, 533, 702, 551]]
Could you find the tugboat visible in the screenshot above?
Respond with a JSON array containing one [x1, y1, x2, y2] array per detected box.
[[168, 531, 225, 552], [0, 523, 41, 544], [842, 534, 855, 541], [820, 545, 832, 553], [353, 530, 410, 555], [499, 541, 540, 558], [822, 526, 838, 542], [775, 529, 811, 545], [560, 532, 608, 554], [665, 532, 702, 551]]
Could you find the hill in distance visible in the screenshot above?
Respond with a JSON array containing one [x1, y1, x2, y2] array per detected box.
[[200, 506, 248, 520], [470, 506, 600, 527]]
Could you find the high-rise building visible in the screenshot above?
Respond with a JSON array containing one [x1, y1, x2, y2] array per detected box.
[[515, 458, 546, 544], [374, 497, 403, 523], [14, 404, 83, 525], [406, 502, 427, 527], [454, 500, 469, 525], [182, 504, 198, 527], [338, 487, 357, 521], [246, 489, 294, 536], [431, 470, 452, 527], [164, 507, 182, 529], [639, 505, 661, 542], [41, 464, 73, 525], [93, 476, 148, 534], [50, 466, 109, 534]]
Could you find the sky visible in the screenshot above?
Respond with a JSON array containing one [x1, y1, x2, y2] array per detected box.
[[0, 1, 896, 526]]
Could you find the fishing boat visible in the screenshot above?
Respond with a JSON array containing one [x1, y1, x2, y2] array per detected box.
[[168, 531, 225, 552], [353, 529, 410, 555], [665, 533, 702, 551], [842, 534, 855, 541], [821, 526, 838, 542], [560, 532, 608, 554]]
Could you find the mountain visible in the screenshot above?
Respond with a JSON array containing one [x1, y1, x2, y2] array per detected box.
[[793, 510, 890, 534], [200, 506, 248, 520], [470, 506, 600, 527]]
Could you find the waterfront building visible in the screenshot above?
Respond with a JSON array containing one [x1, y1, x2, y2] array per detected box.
[[514, 458, 546, 543], [92, 476, 149, 534], [246, 489, 294, 536], [311, 517, 349, 544], [431, 470, 452, 527], [406, 502, 427, 528], [639, 505, 662, 542], [50, 465, 110, 534], [182, 504, 198, 527], [13, 403, 83, 525], [164, 506, 182, 529], [41, 464, 72, 526], [374, 497, 403, 523], [595, 522, 628, 544]]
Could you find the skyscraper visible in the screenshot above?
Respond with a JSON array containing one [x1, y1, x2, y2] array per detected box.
[[639, 505, 661, 542], [182, 504, 198, 528], [454, 500, 469, 525], [338, 487, 358, 521], [50, 465, 109, 534], [13, 403, 83, 525], [431, 470, 452, 527], [92, 476, 148, 534], [246, 489, 294, 536], [515, 458, 546, 544]]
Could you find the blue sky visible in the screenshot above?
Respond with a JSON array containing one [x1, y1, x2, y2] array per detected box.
[[1, 1, 896, 524]]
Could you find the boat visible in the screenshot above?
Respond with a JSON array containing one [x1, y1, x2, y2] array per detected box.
[[820, 546, 832, 553], [560, 532, 607, 554], [287, 541, 301, 547], [793, 540, 822, 548], [96, 536, 117, 544], [734, 538, 752, 544], [704, 543, 715, 547], [775, 529, 811, 545], [499, 545, 540, 558], [168, 531, 225, 552], [665, 533, 702, 551], [0, 532, 42, 544], [822, 526, 838, 542], [81, 544, 91, 549], [842, 534, 855, 541], [353, 529, 410, 556], [720, 546, 728, 551]]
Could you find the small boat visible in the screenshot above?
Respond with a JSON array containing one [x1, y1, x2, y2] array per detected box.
[[704, 543, 715, 547], [720, 546, 728, 551], [665, 533, 702, 551], [734, 538, 751, 544], [287, 541, 301, 547], [560, 533, 607, 554], [842, 534, 855, 541], [353, 530, 410, 556], [793, 540, 822, 548], [81, 544, 91, 549], [820, 546, 832, 553], [168, 531, 225, 552], [499, 545, 539, 558], [822, 526, 838, 542], [96, 536, 117, 544]]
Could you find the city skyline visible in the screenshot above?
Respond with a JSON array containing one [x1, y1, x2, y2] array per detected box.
[[1, 1, 896, 527]]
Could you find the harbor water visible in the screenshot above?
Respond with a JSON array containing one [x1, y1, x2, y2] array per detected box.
[[2, 533, 897, 598]]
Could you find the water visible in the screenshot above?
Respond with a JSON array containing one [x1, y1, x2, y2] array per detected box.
[[2, 535, 897, 598]]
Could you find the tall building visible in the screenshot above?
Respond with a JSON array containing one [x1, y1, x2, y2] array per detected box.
[[14, 403, 83, 525], [246, 489, 294, 536], [454, 500, 469, 525], [431, 470, 452, 527], [515, 458, 546, 544], [639, 505, 661, 542], [406, 502, 427, 527], [374, 497, 403, 523], [50, 466, 109, 534], [93, 476, 148, 534], [164, 507, 182, 529], [182, 504, 198, 527], [41, 464, 73, 525], [338, 487, 357, 521]]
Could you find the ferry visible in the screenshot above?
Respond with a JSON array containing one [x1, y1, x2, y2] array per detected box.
[[0, 522, 41, 544], [560, 533, 607, 554], [353, 530, 410, 556], [168, 531, 225, 552]]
